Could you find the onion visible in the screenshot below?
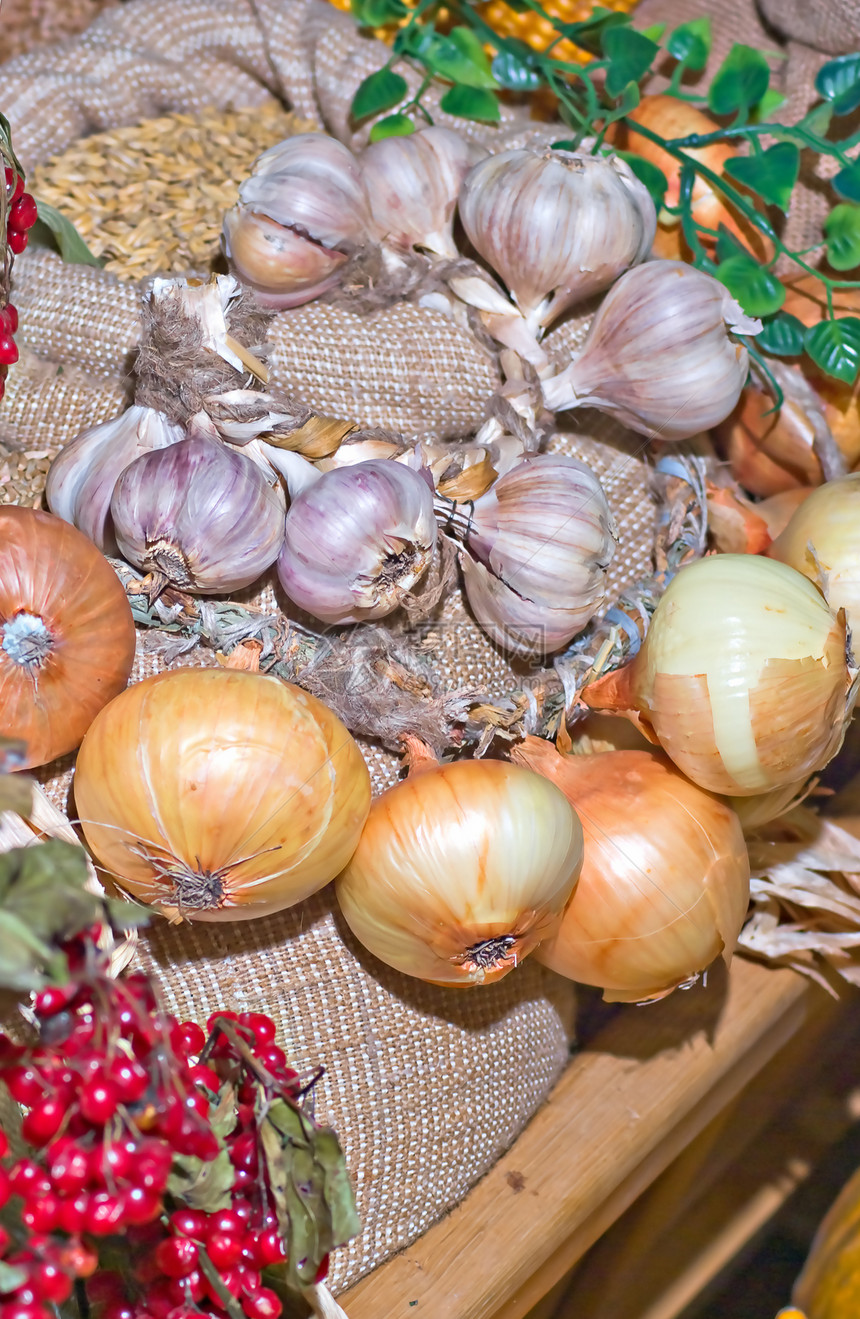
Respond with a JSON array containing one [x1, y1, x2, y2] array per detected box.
[[582, 554, 854, 796], [511, 738, 750, 1003], [336, 745, 583, 987], [0, 507, 136, 769], [74, 668, 371, 921], [768, 473, 860, 649]]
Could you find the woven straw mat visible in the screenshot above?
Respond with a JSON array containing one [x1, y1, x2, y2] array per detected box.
[[0, 0, 712, 1295]]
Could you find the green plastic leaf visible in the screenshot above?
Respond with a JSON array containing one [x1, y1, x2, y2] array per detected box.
[[757, 312, 806, 357], [426, 30, 498, 89], [750, 87, 786, 120], [615, 151, 668, 209], [641, 24, 666, 42], [834, 162, 860, 204], [815, 52, 860, 116], [439, 84, 500, 123], [714, 223, 751, 264], [351, 67, 408, 122], [350, 0, 408, 26], [603, 26, 660, 98], [556, 6, 631, 53], [602, 81, 640, 124], [32, 201, 103, 267], [802, 102, 834, 136], [804, 317, 860, 383], [492, 47, 541, 92], [716, 252, 785, 317], [665, 17, 711, 71], [825, 203, 860, 270], [707, 44, 770, 116], [392, 24, 436, 58], [368, 114, 415, 142], [723, 142, 799, 212]]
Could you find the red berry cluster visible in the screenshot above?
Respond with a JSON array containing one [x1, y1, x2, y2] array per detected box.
[[0, 936, 317, 1319], [1, 163, 35, 401]]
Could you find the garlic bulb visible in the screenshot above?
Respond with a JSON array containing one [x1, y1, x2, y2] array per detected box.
[[223, 133, 369, 309], [512, 739, 750, 1004], [111, 433, 286, 594], [360, 127, 487, 259], [768, 473, 860, 648], [45, 406, 184, 555], [276, 459, 437, 624], [583, 554, 854, 796], [458, 147, 656, 332], [541, 261, 761, 442], [443, 453, 617, 658], [336, 751, 583, 986]]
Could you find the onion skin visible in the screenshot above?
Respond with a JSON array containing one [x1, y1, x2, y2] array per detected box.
[[582, 555, 852, 797], [768, 473, 860, 647], [0, 507, 136, 769], [74, 668, 371, 921], [607, 96, 773, 264], [336, 758, 583, 987], [512, 739, 750, 1003], [714, 381, 823, 497]]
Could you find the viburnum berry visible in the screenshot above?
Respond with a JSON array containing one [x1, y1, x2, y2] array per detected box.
[[172, 1021, 206, 1057], [241, 1288, 282, 1319], [4, 1065, 45, 1106], [21, 1191, 61, 1233], [239, 1013, 277, 1047], [169, 1207, 208, 1240], [121, 1185, 163, 1225], [27, 1259, 74, 1305], [189, 1063, 221, 1092], [10, 1160, 50, 1199], [21, 1096, 66, 1147], [56, 1190, 90, 1234], [251, 1228, 287, 1267], [154, 1236, 199, 1279], [47, 1140, 89, 1195], [6, 230, 27, 255], [166, 1269, 206, 1306], [9, 194, 37, 232], [0, 304, 18, 335], [79, 1077, 119, 1124], [109, 1057, 149, 1103], [206, 1231, 245, 1271], [1, 1304, 54, 1319]]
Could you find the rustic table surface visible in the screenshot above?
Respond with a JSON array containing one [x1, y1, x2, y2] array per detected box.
[[339, 957, 846, 1319]]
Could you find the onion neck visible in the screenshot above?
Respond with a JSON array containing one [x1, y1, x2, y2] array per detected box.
[[2, 612, 54, 673]]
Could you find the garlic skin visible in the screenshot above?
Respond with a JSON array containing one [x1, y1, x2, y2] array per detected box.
[[111, 434, 286, 594], [445, 453, 617, 657], [360, 127, 487, 260], [223, 133, 369, 309], [541, 260, 760, 442], [460, 550, 600, 658], [458, 147, 656, 332], [276, 460, 437, 624], [45, 406, 184, 555]]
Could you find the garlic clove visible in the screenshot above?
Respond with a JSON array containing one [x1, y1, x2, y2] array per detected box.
[[459, 147, 656, 332], [541, 260, 761, 442], [45, 405, 184, 555], [110, 433, 286, 595], [223, 132, 370, 308], [223, 208, 349, 308], [360, 127, 487, 259], [460, 549, 599, 658], [444, 453, 616, 621], [276, 460, 437, 624]]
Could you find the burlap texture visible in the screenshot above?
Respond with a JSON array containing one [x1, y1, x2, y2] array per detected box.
[[0, 0, 746, 1293]]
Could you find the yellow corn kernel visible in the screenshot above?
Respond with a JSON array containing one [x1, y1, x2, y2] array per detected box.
[[329, 0, 640, 65]]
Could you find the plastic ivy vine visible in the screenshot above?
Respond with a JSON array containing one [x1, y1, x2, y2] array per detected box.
[[347, 3, 860, 392]]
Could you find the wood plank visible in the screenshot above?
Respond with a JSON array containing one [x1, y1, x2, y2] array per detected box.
[[555, 988, 854, 1319], [339, 958, 825, 1319]]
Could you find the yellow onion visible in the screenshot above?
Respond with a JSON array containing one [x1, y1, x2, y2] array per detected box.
[[714, 380, 823, 497], [74, 668, 371, 921], [769, 473, 860, 649], [582, 554, 854, 796], [511, 738, 750, 1003], [336, 747, 583, 987]]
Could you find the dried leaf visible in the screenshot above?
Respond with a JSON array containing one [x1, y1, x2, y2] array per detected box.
[[268, 415, 357, 459], [0, 773, 33, 818], [167, 1145, 235, 1211]]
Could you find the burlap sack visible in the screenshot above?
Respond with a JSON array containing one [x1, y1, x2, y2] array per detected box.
[[0, 0, 684, 1295]]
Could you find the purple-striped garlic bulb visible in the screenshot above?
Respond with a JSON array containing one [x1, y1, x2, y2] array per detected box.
[[277, 459, 437, 624], [110, 434, 286, 594]]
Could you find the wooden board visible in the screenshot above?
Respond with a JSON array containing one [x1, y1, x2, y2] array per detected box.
[[338, 958, 831, 1319]]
